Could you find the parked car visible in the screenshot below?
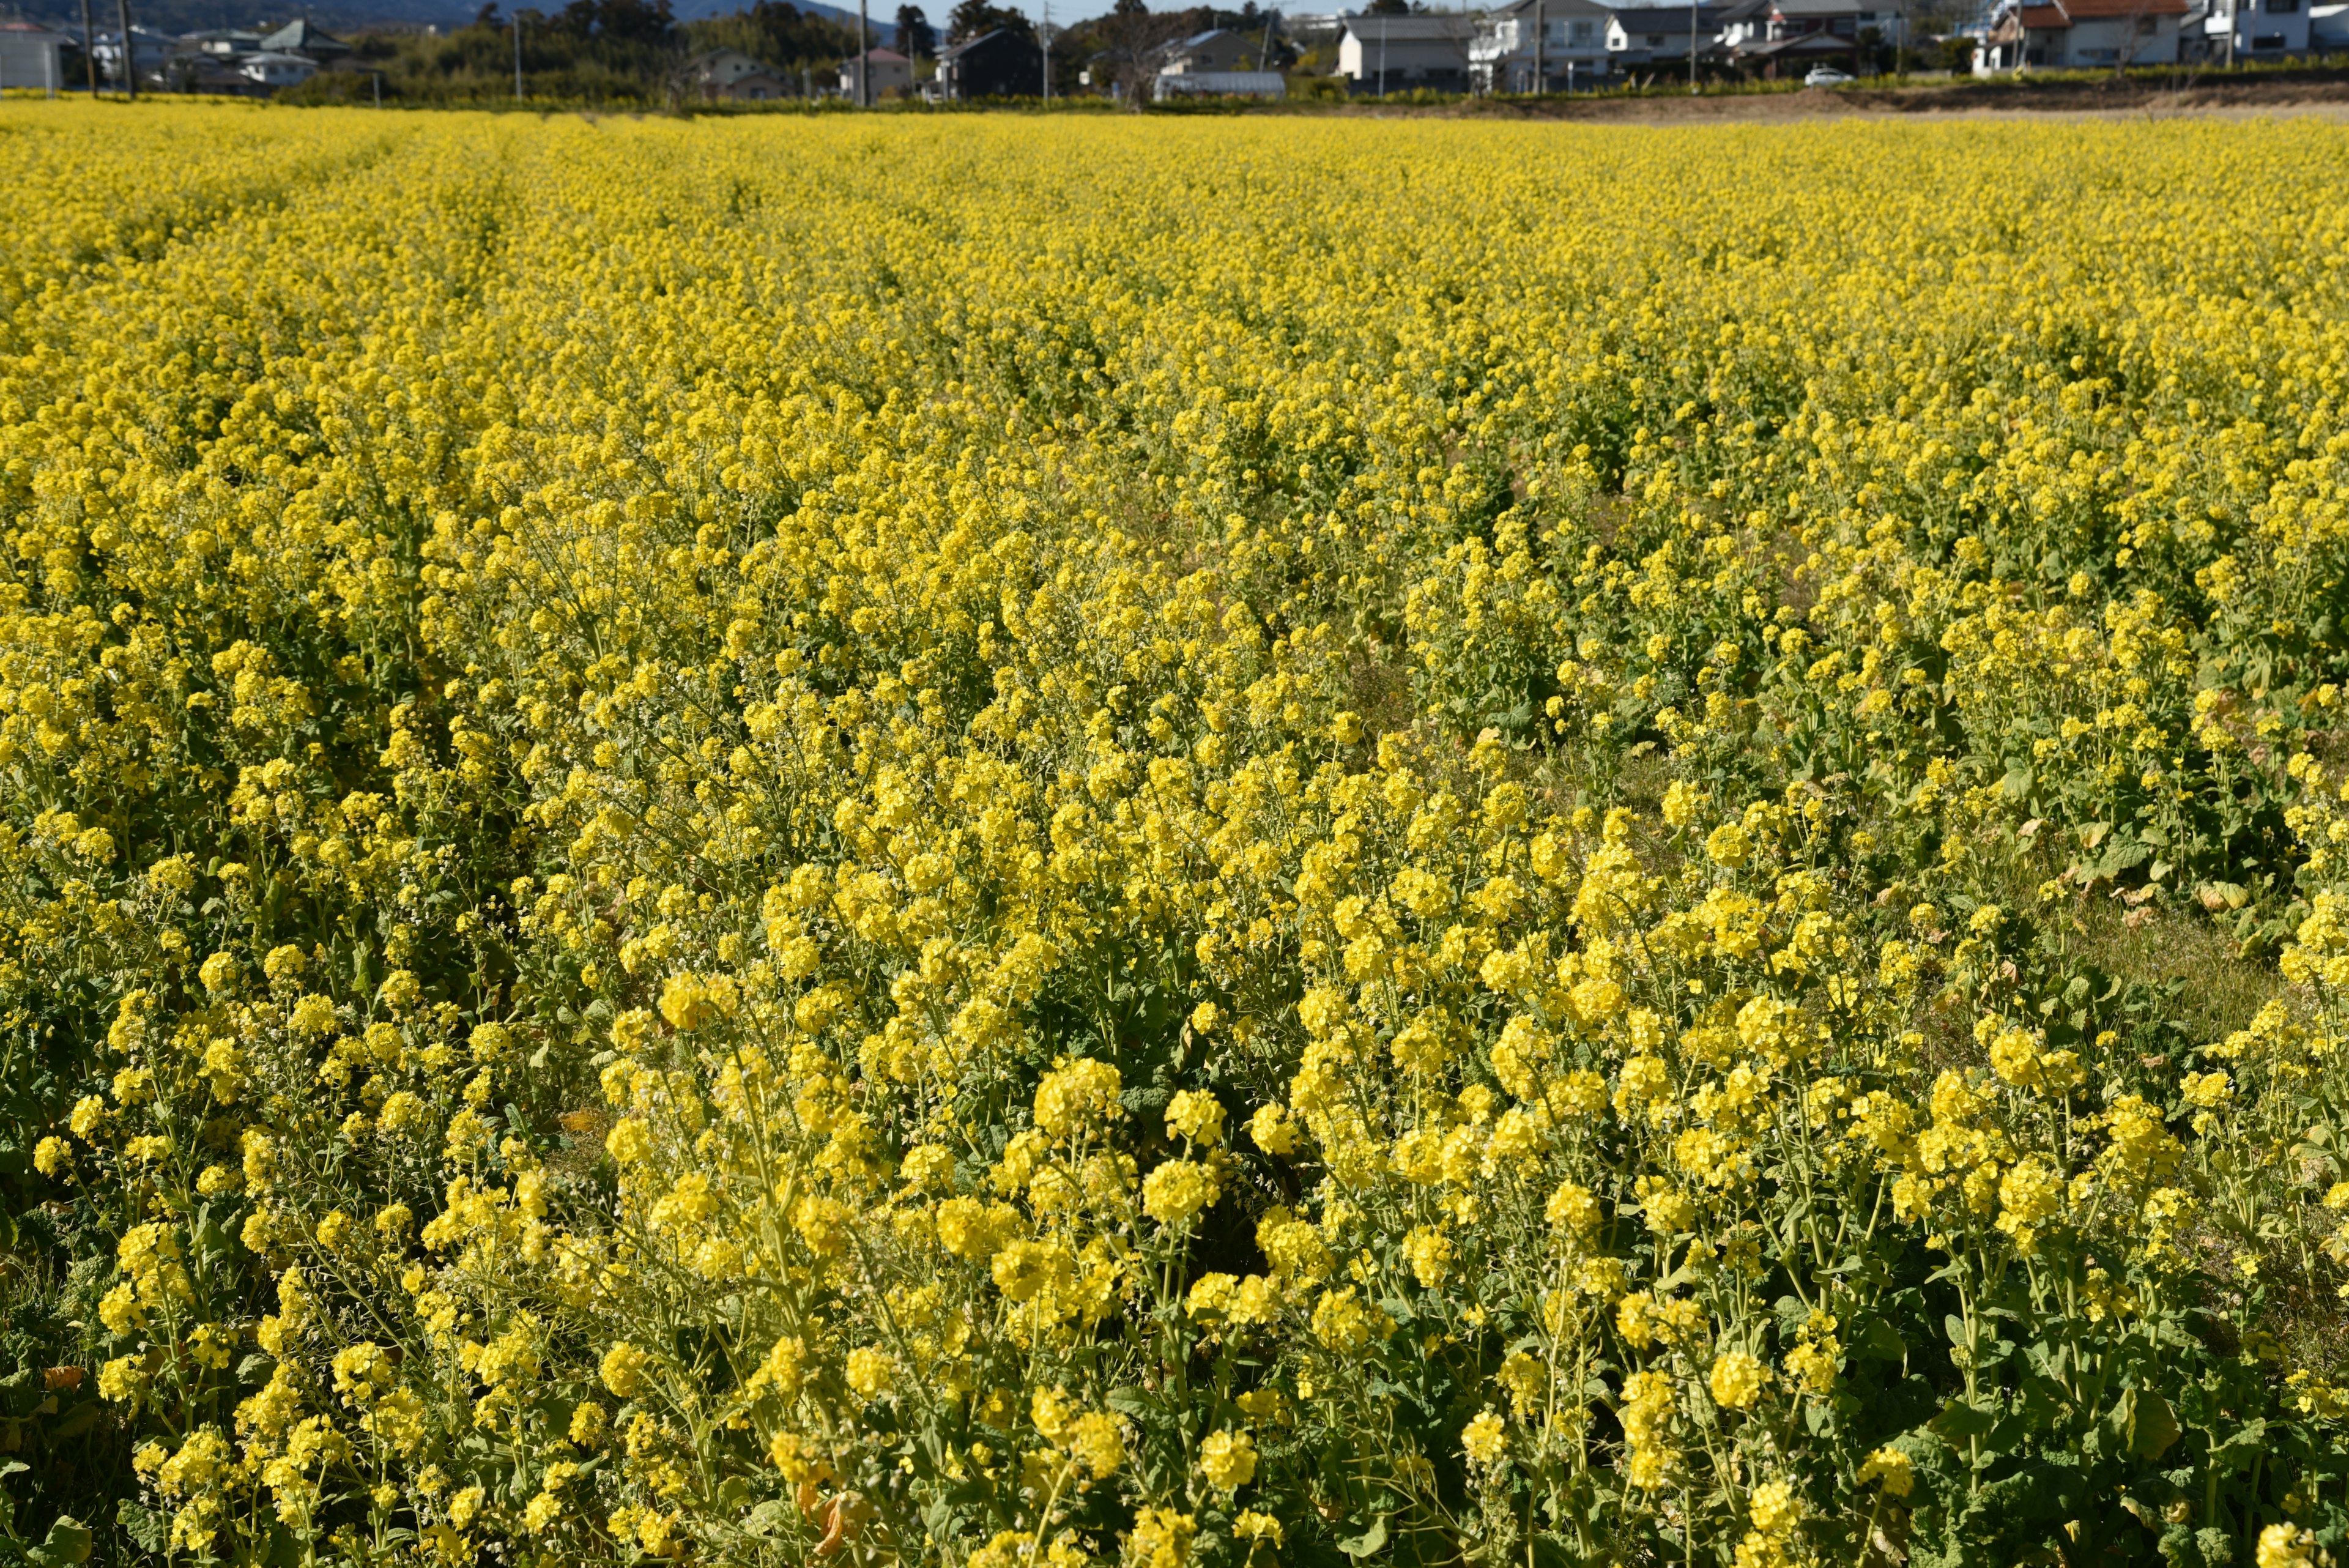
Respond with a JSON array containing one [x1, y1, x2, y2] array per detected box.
[[1804, 65, 1853, 84]]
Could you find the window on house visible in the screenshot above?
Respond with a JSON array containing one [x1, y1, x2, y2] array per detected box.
[[2266, 0, 2298, 12], [1572, 19, 1595, 41]]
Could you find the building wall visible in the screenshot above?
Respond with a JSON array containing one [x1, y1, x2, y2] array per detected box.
[[1337, 31, 1469, 80], [2041, 14, 2180, 62], [2207, 0, 2312, 52], [0, 34, 65, 89], [842, 56, 913, 95]]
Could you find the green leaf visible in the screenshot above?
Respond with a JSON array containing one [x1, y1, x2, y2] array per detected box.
[[1853, 1317, 1906, 1362], [117, 1501, 166, 1556], [1335, 1518, 1388, 1558], [26, 1518, 89, 1568], [1929, 1398, 1997, 1444], [2130, 1388, 2180, 1463]]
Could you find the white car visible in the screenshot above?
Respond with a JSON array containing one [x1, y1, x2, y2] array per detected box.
[[1804, 66, 1854, 86]]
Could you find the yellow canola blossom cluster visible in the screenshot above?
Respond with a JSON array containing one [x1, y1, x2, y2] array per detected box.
[[9, 100, 2349, 1567]]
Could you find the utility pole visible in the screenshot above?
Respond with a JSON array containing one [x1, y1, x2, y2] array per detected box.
[[1041, 0, 1050, 102], [116, 0, 134, 99], [513, 9, 522, 99], [1377, 18, 1384, 95], [79, 0, 97, 92], [372, 67, 381, 103], [1687, 0, 1698, 90], [858, 0, 869, 103], [1532, 0, 1543, 91]]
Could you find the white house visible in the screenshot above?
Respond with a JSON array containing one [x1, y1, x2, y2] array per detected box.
[[2197, 0, 2311, 56], [185, 28, 267, 57], [841, 45, 913, 97], [1978, 0, 2185, 67], [90, 26, 175, 85], [1469, 0, 1615, 91], [239, 49, 318, 86], [689, 48, 793, 98], [1336, 13, 1475, 91], [0, 20, 70, 92]]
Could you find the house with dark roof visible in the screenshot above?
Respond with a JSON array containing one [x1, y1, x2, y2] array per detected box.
[[933, 28, 1040, 97], [1718, 0, 1904, 70], [1978, 0, 2186, 68], [1605, 4, 1727, 67], [258, 18, 351, 61], [1336, 13, 1475, 92], [1161, 27, 1262, 72]]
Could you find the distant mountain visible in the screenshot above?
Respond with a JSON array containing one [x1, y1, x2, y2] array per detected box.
[[670, 0, 868, 25], [18, 0, 863, 35], [18, 0, 472, 32]]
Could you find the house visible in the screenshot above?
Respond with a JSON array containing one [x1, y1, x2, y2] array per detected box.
[[1978, 0, 2184, 69], [721, 67, 793, 98], [1469, 0, 1616, 91], [934, 28, 1041, 97], [165, 50, 273, 93], [1335, 14, 1475, 92], [688, 48, 795, 99], [1154, 68, 1286, 97], [841, 45, 913, 97], [2317, 0, 2349, 49], [240, 48, 318, 86], [1160, 27, 1263, 72], [1606, 5, 1727, 67], [0, 19, 70, 92], [1722, 0, 1880, 70], [90, 26, 175, 85], [257, 18, 350, 61], [185, 28, 265, 56], [2195, 0, 2311, 56]]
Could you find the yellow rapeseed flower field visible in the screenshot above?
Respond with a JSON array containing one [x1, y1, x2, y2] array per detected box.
[[5, 98, 2349, 1567]]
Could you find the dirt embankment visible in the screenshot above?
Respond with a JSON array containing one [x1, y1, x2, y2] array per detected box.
[[1321, 69, 2349, 121]]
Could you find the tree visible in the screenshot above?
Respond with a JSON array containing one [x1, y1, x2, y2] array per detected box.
[[896, 3, 936, 56], [946, 0, 1033, 41], [1079, 0, 1191, 106], [684, 0, 861, 68]]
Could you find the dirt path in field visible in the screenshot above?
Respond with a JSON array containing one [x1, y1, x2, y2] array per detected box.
[[1318, 73, 2349, 122]]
